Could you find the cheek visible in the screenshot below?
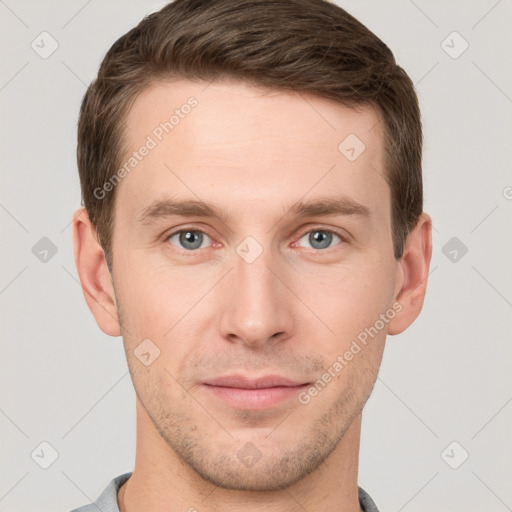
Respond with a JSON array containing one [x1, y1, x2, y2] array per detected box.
[[115, 242, 396, 357], [302, 267, 390, 408], [296, 257, 395, 343], [115, 255, 195, 331], [114, 256, 211, 379]]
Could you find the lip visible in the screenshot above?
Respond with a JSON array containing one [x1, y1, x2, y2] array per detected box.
[[202, 374, 310, 409], [204, 374, 306, 389]]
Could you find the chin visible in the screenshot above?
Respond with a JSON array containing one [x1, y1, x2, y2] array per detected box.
[[191, 463, 312, 492]]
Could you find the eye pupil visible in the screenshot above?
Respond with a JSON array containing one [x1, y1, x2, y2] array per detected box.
[[180, 230, 203, 250], [308, 230, 333, 250]]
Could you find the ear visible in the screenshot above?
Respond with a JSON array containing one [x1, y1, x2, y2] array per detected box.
[[387, 212, 432, 335], [72, 208, 121, 336]]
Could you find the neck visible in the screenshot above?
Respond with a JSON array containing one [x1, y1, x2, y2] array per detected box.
[[119, 399, 363, 512]]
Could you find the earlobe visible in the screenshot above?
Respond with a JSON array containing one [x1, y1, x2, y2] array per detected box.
[[72, 208, 121, 337], [387, 212, 432, 336]]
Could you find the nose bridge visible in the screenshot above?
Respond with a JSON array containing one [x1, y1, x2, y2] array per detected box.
[[218, 240, 294, 346]]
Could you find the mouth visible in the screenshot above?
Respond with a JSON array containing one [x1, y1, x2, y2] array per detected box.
[[202, 374, 310, 409]]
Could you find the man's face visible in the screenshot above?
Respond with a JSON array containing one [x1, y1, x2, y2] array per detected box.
[[110, 79, 400, 490]]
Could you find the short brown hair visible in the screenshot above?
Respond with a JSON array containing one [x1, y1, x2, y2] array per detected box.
[[77, 0, 423, 269]]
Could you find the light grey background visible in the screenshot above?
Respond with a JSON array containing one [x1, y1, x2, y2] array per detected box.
[[1, 1, 511, 511]]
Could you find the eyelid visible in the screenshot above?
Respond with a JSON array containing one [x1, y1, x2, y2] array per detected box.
[[164, 225, 216, 253], [295, 225, 348, 240], [164, 224, 212, 240], [291, 226, 347, 250], [163, 224, 349, 253]]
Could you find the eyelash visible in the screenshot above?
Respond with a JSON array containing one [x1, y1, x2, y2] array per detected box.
[[164, 226, 347, 255]]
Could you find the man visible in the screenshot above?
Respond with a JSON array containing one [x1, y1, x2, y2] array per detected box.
[[71, 0, 432, 510]]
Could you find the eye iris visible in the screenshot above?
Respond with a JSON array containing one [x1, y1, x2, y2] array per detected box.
[[180, 231, 203, 250], [310, 230, 332, 249]]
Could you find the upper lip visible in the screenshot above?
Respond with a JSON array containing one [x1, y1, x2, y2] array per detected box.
[[204, 375, 308, 389]]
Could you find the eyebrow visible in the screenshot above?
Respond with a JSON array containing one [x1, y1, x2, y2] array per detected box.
[[136, 196, 371, 225]]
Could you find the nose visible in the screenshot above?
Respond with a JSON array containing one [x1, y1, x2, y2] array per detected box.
[[218, 246, 296, 349]]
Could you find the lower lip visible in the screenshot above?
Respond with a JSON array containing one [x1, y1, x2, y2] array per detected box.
[[203, 384, 309, 409]]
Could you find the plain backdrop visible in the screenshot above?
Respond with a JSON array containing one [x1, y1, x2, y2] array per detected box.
[[1, 1, 511, 511]]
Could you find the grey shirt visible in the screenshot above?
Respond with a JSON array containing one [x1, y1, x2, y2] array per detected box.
[[70, 472, 380, 512]]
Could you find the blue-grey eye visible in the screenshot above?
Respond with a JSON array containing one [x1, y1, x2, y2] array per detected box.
[[298, 230, 342, 250], [168, 230, 210, 250]]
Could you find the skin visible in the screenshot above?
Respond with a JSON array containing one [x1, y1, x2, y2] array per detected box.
[[73, 79, 432, 512]]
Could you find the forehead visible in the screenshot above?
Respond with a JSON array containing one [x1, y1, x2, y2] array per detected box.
[[123, 78, 383, 154], [116, 78, 388, 223]]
